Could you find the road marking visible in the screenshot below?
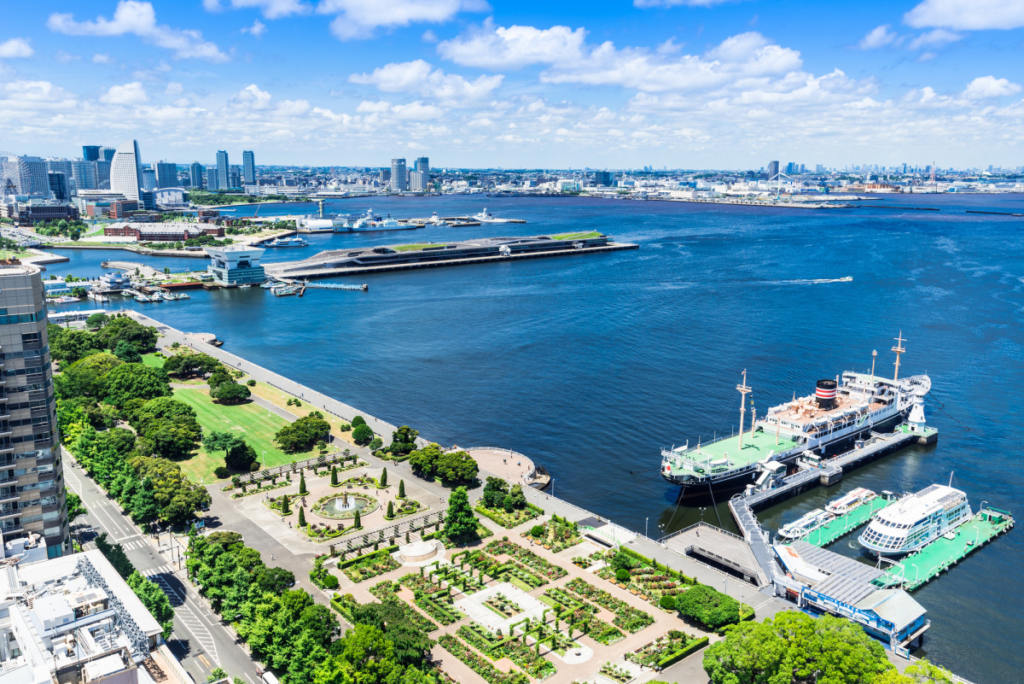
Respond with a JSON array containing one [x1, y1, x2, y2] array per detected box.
[[148, 574, 220, 665], [245, 674, 257, 684], [198, 654, 211, 670]]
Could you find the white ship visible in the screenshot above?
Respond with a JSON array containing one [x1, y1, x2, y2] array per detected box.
[[778, 508, 834, 540], [661, 333, 931, 499], [826, 487, 877, 516], [266, 236, 309, 248], [473, 208, 511, 223], [859, 483, 972, 556]]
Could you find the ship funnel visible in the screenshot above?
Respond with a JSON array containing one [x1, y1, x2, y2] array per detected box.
[[815, 379, 837, 410]]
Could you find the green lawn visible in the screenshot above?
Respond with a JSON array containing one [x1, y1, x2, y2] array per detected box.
[[172, 387, 311, 483], [551, 231, 601, 240], [391, 243, 440, 252], [141, 353, 165, 369]]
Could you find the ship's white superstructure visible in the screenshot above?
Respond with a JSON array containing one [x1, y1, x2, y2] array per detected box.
[[778, 508, 834, 540], [826, 487, 877, 516], [858, 484, 971, 556]]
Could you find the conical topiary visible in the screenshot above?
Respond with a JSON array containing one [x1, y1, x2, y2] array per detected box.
[[380, 467, 388, 488], [298, 506, 306, 527], [387, 501, 394, 519], [398, 479, 405, 499], [281, 493, 290, 515], [331, 465, 338, 486], [353, 509, 361, 529], [299, 470, 307, 495]]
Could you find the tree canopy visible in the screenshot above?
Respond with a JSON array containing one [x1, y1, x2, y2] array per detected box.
[[677, 584, 742, 631], [51, 329, 102, 364], [443, 486, 477, 541], [104, 364, 171, 407], [275, 413, 331, 453]]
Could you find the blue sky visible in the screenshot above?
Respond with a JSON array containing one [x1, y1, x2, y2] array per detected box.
[[2, 0, 1023, 168]]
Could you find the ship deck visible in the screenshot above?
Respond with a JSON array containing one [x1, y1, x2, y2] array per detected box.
[[669, 429, 801, 471], [804, 497, 895, 547]]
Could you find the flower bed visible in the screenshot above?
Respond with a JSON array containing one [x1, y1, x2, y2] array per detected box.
[[386, 498, 423, 520], [400, 573, 462, 625], [565, 579, 654, 633], [437, 635, 529, 684], [494, 636, 557, 680], [302, 521, 349, 543], [474, 503, 543, 529], [572, 556, 592, 569], [263, 496, 295, 516], [484, 592, 523, 618], [523, 515, 581, 553], [625, 630, 701, 668], [541, 588, 623, 646], [230, 479, 291, 499], [486, 540, 567, 581], [311, 492, 379, 520], [599, 662, 633, 684], [339, 475, 385, 489], [432, 563, 486, 593], [596, 560, 685, 606], [341, 549, 399, 582]]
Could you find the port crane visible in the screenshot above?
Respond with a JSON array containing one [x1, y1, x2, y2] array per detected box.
[[767, 172, 794, 200]]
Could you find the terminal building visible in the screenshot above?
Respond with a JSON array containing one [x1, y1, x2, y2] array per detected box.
[[205, 246, 266, 285]]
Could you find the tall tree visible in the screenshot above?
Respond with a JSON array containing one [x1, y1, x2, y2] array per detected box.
[[443, 487, 477, 541]]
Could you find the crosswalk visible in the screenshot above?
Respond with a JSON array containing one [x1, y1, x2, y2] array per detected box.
[[121, 538, 150, 551], [144, 569, 220, 666], [143, 564, 177, 577]]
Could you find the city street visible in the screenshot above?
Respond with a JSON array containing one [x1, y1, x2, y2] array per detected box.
[[63, 451, 264, 684]]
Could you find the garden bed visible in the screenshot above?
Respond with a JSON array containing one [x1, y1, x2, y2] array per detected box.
[[311, 492, 379, 520], [437, 635, 529, 684], [486, 540, 567, 581], [565, 578, 654, 633], [385, 498, 423, 521], [522, 515, 581, 553], [625, 631, 707, 669], [541, 588, 624, 646], [340, 549, 400, 582], [399, 573, 462, 625], [483, 592, 523, 619], [474, 503, 543, 529]]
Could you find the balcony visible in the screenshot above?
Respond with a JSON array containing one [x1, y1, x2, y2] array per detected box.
[[0, 423, 10, 438], [0, 523, 23, 536], [0, 491, 18, 506], [0, 505, 21, 520]]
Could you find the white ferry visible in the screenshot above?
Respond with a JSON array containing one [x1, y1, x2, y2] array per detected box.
[[473, 208, 511, 223], [778, 508, 834, 540], [858, 484, 972, 556], [266, 236, 309, 248], [826, 487, 877, 516], [372, 216, 402, 229]]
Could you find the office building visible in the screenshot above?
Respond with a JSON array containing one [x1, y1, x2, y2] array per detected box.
[[95, 160, 111, 189], [229, 166, 241, 189], [69, 160, 97, 191], [141, 168, 157, 192], [767, 160, 780, 180], [409, 171, 428, 192], [206, 246, 266, 285], [414, 157, 430, 174], [155, 162, 177, 188], [1, 156, 50, 197], [0, 263, 69, 557], [206, 166, 219, 191], [81, 145, 101, 162], [100, 146, 116, 162], [216, 150, 229, 191], [47, 173, 69, 201], [242, 150, 256, 185], [189, 162, 204, 188], [378, 168, 391, 184], [593, 170, 613, 187], [110, 140, 143, 201], [390, 158, 407, 192]]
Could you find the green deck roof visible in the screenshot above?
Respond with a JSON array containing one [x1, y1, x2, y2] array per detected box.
[[672, 429, 800, 471]]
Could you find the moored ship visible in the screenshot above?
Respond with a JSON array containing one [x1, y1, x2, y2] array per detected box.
[[660, 334, 931, 500], [858, 483, 972, 556], [778, 508, 834, 540], [826, 487, 877, 516]]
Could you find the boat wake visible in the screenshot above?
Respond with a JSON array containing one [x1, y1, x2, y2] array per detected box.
[[769, 276, 853, 285]]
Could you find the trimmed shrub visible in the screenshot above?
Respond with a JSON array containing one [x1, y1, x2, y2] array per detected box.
[[615, 568, 631, 583], [213, 466, 230, 479]]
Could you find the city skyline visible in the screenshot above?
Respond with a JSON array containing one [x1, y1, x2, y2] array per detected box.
[[1, 1, 1024, 167]]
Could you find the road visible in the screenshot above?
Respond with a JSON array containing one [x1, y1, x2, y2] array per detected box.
[[63, 451, 265, 684]]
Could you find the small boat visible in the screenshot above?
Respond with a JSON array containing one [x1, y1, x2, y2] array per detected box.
[[778, 508, 835, 540], [859, 484, 972, 556], [473, 207, 511, 223], [172, 292, 190, 300], [260, 281, 276, 289], [272, 284, 300, 297], [134, 294, 150, 303], [427, 212, 448, 226], [826, 488, 877, 516], [49, 296, 80, 304], [239, 284, 251, 289], [265, 236, 309, 248]]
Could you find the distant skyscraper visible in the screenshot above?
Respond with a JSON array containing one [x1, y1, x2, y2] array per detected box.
[[216, 150, 229, 190], [48, 172, 69, 201], [155, 162, 177, 188], [82, 145, 101, 162], [414, 157, 429, 174], [229, 166, 241, 189], [95, 160, 111, 189], [206, 166, 219, 191], [242, 150, 256, 184], [100, 146, 116, 162], [410, 171, 428, 192], [767, 160, 780, 179], [190, 162, 204, 188], [379, 168, 391, 184], [142, 168, 157, 192], [70, 160, 98, 191], [110, 139, 143, 201], [593, 170, 613, 187], [390, 158, 407, 192], [2, 156, 52, 197]]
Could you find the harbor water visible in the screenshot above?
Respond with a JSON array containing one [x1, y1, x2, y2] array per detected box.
[[47, 193, 1024, 683]]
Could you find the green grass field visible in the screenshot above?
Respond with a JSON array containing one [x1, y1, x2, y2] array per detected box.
[[391, 243, 439, 252], [172, 387, 311, 483], [551, 231, 601, 240], [141, 353, 165, 369]]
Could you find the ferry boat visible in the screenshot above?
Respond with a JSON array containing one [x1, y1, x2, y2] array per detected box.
[[826, 487, 877, 516], [473, 208, 511, 223], [48, 296, 80, 305], [266, 236, 309, 248], [372, 216, 402, 229], [272, 284, 300, 297], [260, 281, 277, 289], [858, 484, 972, 556], [660, 334, 931, 500], [778, 509, 834, 540]]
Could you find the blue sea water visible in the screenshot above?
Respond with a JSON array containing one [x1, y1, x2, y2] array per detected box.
[[48, 193, 1024, 683]]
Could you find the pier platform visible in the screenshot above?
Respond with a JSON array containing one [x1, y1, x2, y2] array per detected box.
[[804, 497, 895, 547], [661, 522, 769, 586], [873, 508, 1015, 591]]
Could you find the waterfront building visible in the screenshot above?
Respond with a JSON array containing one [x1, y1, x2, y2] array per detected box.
[[1, 156, 50, 198], [594, 170, 613, 187], [103, 222, 222, 242], [206, 166, 219, 191], [768, 160, 780, 179], [81, 145, 101, 162], [47, 173, 69, 201], [0, 263, 69, 558], [95, 160, 111, 189], [229, 166, 241, 189], [141, 168, 157, 192], [110, 140, 143, 201], [189, 162, 204, 188], [100, 146, 115, 162], [205, 245, 266, 285], [152, 187, 188, 210], [243, 150, 256, 184], [216, 150, 229, 191], [378, 168, 391, 184], [409, 170, 428, 192], [155, 161, 177, 188], [69, 160, 98, 191], [414, 156, 429, 174], [390, 158, 407, 192], [42, 280, 70, 296]]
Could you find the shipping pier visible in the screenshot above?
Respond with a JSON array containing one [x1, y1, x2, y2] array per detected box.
[[804, 496, 896, 547]]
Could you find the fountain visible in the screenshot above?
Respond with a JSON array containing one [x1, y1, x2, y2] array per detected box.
[[313, 492, 377, 519]]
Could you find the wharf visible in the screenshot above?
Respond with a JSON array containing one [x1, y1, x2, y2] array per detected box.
[[264, 241, 638, 279], [660, 522, 769, 586], [804, 497, 895, 547], [873, 508, 1015, 591]]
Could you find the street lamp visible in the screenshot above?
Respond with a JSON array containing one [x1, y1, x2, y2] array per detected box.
[[645, 517, 649, 538], [263, 450, 267, 468]]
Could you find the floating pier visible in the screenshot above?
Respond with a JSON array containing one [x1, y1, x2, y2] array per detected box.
[[803, 496, 895, 547], [873, 507, 1015, 591]]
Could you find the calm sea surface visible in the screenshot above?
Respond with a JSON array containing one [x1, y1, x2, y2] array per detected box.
[[49, 193, 1024, 683]]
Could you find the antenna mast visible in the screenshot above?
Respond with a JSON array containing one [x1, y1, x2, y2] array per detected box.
[[737, 370, 752, 449], [891, 332, 906, 381]]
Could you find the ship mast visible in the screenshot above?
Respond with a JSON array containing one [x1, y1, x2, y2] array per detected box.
[[737, 370, 752, 449], [891, 331, 906, 381]]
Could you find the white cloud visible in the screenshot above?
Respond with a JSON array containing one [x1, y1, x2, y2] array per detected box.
[[100, 81, 149, 105], [438, 20, 586, 68], [963, 75, 1022, 99], [356, 100, 392, 113], [205, 0, 311, 18], [235, 83, 273, 108], [349, 59, 502, 100], [93, 53, 113, 64], [422, 30, 439, 43], [390, 101, 444, 119], [905, 0, 1024, 30], [908, 28, 962, 49], [55, 51, 80, 63], [165, 82, 183, 95], [47, 1, 228, 62], [0, 38, 34, 58], [242, 19, 267, 37], [859, 25, 899, 49], [317, 0, 489, 41]]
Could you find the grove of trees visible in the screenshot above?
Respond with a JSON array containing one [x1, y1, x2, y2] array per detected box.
[[274, 412, 331, 453], [409, 443, 478, 484]]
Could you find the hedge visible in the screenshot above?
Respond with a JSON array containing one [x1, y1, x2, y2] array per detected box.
[[336, 546, 399, 569], [618, 547, 696, 584], [657, 637, 709, 668]]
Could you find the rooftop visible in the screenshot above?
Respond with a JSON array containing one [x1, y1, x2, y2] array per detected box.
[[875, 485, 966, 525]]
